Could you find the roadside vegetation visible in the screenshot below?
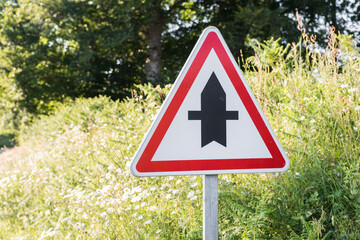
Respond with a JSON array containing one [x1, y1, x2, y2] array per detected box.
[[0, 27, 359, 239]]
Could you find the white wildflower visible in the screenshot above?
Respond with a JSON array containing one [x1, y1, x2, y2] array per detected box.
[[47, 229, 56, 237], [149, 206, 157, 211], [114, 183, 121, 191], [133, 186, 142, 192], [74, 222, 84, 229], [348, 87, 359, 93], [130, 195, 142, 203], [300, 116, 305, 121], [187, 190, 195, 199], [144, 220, 152, 224]]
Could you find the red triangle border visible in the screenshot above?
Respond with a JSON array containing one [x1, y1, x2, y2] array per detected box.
[[134, 30, 287, 174]]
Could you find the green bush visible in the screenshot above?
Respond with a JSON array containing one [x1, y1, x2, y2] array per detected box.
[[218, 28, 360, 239], [0, 133, 15, 148], [0, 73, 22, 146]]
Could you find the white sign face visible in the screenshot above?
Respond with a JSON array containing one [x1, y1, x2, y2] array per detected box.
[[130, 26, 290, 177], [153, 49, 271, 161]]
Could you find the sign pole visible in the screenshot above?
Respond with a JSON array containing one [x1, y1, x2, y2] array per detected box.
[[203, 174, 218, 240]]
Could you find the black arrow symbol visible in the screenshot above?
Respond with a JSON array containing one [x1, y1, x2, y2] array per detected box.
[[188, 72, 238, 147]]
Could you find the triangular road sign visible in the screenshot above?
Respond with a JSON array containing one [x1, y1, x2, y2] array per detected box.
[[130, 26, 290, 177]]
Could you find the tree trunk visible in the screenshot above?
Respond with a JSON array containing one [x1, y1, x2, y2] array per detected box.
[[145, 7, 163, 84]]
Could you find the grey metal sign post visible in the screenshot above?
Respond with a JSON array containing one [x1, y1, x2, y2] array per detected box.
[[203, 175, 218, 239]]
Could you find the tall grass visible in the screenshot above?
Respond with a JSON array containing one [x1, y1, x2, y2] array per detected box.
[[219, 25, 360, 239], [0, 27, 359, 239]]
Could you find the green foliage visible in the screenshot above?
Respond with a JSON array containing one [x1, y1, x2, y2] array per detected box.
[[218, 28, 360, 239], [247, 37, 290, 73], [0, 133, 15, 147], [0, 86, 205, 239], [0, 0, 147, 114], [0, 56, 24, 146], [0, 29, 360, 239], [202, 0, 294, 60], [1, 0, 357, 116]]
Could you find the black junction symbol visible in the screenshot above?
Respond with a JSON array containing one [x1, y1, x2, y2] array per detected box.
[[188, 72, 238, 147]]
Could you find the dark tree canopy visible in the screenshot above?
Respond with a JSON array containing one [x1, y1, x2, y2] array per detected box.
[[0, 0, 358, 114]]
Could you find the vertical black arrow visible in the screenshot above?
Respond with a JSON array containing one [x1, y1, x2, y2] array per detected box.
[[188, 72, 238, 147]]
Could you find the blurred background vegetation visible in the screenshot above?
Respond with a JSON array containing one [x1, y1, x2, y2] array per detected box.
[[0, 30, 359, 238], [0, 0, 360, 239], [1, 0, 359, 130]]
